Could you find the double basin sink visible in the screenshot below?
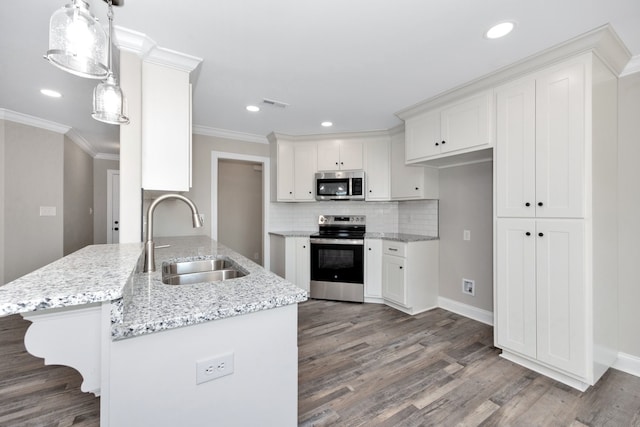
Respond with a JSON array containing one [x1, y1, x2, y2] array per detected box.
[[161, 257, 247, 285]]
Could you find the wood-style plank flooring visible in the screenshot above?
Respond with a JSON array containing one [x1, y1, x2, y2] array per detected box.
[[1, 301, 640, 426], [298, 299, 640, 426]]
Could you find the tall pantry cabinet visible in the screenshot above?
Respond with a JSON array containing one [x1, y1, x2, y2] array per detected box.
[[494, 53, 619, 391]]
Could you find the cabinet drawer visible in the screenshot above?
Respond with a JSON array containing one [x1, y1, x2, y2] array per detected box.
[[383, 241, 406, 257]]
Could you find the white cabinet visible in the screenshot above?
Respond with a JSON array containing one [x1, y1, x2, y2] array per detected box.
[[496, 219, 585, 376], [141, 62, 192, 191], [269, 234, 310, 293], [494, 53, 620, 391], [270, 136, 317, 202], [363, 136, 390, 201], [364, 239, 383, 299], [403, 91, 493, 164], [390, 128, 439, 200], [317, 140, 363, 171], [496, 63, 585, 218], [380, 239, 439, 315]]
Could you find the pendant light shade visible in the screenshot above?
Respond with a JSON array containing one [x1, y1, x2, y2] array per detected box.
[[44, 0, 109, 79], [92, 73, 129, 124]]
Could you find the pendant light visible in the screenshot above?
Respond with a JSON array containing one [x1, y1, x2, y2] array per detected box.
[[44, 0, 109, 79], [92, 0, 129, 125]]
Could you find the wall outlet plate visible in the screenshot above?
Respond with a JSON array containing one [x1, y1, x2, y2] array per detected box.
[[462, 278, 475, 296], [196, 352, 234, 384]]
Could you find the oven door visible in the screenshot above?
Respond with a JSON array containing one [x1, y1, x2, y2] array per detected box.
[[310, 238, 364, 302]]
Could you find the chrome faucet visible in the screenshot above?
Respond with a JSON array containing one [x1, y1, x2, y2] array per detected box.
[[143, 194, 204, 272]]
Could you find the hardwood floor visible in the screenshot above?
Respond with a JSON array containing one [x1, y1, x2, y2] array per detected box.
[[298, 299, 640, 427], [1, 301, 639, 426]]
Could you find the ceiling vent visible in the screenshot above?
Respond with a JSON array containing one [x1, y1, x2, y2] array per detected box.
[[262, 98, 289, 108]]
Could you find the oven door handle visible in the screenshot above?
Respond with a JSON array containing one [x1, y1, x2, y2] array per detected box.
[[310, 238, 364, 245]]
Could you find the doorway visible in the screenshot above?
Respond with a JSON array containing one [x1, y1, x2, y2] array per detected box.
[[211, 152, 270, 267], [107, 169, 120, 244]]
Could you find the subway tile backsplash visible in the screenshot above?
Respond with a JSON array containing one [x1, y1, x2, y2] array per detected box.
[[270, 199, 438, 236]]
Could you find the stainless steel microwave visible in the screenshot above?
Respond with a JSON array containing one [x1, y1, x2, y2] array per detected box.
[[315, 170, 365, 201]]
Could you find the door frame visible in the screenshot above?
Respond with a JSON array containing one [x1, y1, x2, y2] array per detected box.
[[106, 169, 119, 244], [210, 152, 270, 267]]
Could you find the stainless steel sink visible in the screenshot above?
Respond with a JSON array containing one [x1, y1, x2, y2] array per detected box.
[[160, 257, 247, 285]]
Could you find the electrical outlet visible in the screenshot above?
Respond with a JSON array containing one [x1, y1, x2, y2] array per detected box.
[[462, 278, 475, 296], [463, 230, 471, 241], [196, 352, 234, 384]]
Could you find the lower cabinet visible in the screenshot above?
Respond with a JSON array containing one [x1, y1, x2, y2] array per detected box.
[[364, 239, 383, 299], [380, 240, 439, 315], [269, 235, 310, 293]]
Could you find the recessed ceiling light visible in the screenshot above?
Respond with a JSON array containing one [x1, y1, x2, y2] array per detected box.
[[40, 88, 62, 98], [246, 105, 260, 112], [485, 21, 515, 39], [321, 121, 333, 127]]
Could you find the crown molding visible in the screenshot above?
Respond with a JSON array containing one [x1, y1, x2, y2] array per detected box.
[[0, 109, 70, 134], [95, 153, 121, 161], [65, 129, 98, 158], [193, 125, 268, 144], [268, 129, 391, 143], [114, 26, 202, 73], [621, 55, 640, 77]]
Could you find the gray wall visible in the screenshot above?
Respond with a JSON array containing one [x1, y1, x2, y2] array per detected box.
[[150, 133, 269, 238], [218, 159, 263, 264], [3, 121, 64, 283], [618, 72, 640, 358], [93, 159, 120, 244], [0, 119, 5, 284], [438, 161, 493, 312], [63, 137, 94, 255]]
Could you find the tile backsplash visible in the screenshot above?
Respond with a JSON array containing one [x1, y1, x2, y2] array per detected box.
[[270, 199, 438, 236]]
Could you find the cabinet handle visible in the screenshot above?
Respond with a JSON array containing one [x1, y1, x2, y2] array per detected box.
[[441, 140, 446, 145], [538, 233, 544, 237], [525, 202, 531, 207], [538, 202, 543, 207], [525, 232, 531, 236], [388, 248, 398, 252]]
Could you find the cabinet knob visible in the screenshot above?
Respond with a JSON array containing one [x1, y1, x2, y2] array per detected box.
[[309, 191, 312, 194], [368, 247, 372, 251], [415, 187, 419, 191], [525, 232, 531, 236], [369, 189, 372, 193], [399, 266, 403, 270], [340, 162, 344, 165], [303, 245, 306, 248], [289, 191, 293, 194], [538, 202, 543, 207], [441, 140, 446, 145], [435, 142, 439, 146], [525, 202, 531, 207], [114, 228, 119, 231], [336, 162, 339, 165], [538, 232, 544, 237]]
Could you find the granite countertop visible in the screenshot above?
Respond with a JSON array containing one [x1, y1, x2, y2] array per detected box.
[[0, 236, 307, 340], [268, 231, 315, 237]]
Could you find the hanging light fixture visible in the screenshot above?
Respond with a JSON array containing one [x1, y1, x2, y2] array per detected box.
[[44, 0, 109, 79], [92, 0, 129, 125]]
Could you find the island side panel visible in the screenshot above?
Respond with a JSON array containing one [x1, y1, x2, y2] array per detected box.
[[104, 303, 298, 427]]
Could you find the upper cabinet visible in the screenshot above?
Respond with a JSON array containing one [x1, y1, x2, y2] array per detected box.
[[390, 127, 438, 200], [496, 61, 586, 218], [141, 53, 202, 192], [269, 134, 317, 202], [363, 135, 391, 201], [400, 90, 493, 166], [317, 139, 363, 171]]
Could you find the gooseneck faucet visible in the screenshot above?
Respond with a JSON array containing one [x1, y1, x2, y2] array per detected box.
[[143, 194, 204, 272]]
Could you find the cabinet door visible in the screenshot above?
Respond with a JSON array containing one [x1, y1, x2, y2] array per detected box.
[[536, 220, 585, 377], [293, 143, 317, 200], [365, 239, 383, 298], [535, 61, 585, 218], [364, 138, 390, 201], [405, 111, 441, 161], [340, 140, 364, 170], [382, 254, 406, 306], [496, 79, 537, 217], [316, 140, 341, 171], [277, 143, 295, 201], [295, 237, 310, 293], [440, 91, 492, 154], [495, 219, 537, 358], [390, 132, 425, 200]]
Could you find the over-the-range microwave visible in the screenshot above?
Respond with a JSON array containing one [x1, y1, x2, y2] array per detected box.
[[315, 170, 365, 201]]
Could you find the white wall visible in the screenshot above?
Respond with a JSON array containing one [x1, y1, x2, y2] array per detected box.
[[618, 72, 640, 358], [63, 137, 94, 255], [93, 159, 120, 244], [438, 161, 493, 312], [3, 121, 64, 283]]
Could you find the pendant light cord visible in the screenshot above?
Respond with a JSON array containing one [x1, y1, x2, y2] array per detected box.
[[107, 0, 113, 74]]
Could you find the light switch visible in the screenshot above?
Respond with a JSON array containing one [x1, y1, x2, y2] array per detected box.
[[40, 206, 57, 217]]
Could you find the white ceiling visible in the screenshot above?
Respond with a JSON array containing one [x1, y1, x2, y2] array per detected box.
[[1, 0, 639, 156]]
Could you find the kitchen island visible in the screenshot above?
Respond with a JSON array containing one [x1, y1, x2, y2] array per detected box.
[[0, 236, 307, 427]]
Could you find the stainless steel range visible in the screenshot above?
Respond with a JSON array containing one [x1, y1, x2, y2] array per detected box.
[[309, 215, 365, 303]]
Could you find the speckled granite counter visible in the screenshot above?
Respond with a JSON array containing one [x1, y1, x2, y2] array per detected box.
[[0, 236, 307, 340], [364, 232, 439, 242], [268, 231, 315, 237]]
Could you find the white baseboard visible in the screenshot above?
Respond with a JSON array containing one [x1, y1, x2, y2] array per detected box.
[[437, 296, 493, 326], [614, 352, 640, 378]]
